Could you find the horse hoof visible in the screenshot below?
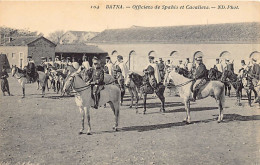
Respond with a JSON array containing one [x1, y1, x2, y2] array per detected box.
[[87, 132, 92, 135], [41, 95, 44, 98], [79, 131, 83, 135], [113, 127, 118, 131], [129, 105, 132, 108], [186, 121, 191, 124]]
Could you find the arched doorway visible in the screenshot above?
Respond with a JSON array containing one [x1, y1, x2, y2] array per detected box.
[[129, 50, 136, 71], [148, 50, 156, 57], [249, 51, 260, 60], [169, 51, 179, 66], [111, 50, 118, 63], [219, 51, 230, 59]]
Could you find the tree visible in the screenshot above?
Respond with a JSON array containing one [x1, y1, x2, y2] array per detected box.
[[47, 30, 65, 44]]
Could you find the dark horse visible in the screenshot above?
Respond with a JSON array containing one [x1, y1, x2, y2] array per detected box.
[[221, 70, 243, 106], [208, 68, 232, 97], [125, 70, 165, 114]]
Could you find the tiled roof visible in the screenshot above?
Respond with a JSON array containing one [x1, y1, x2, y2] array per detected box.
[[5, 36, 39, 46], [90, 22, 260, 44], [55, 44, 107, 54], [3, 36, 56, 46]]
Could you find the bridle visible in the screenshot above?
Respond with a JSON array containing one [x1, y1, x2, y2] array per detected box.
[[65, 74, 91, 94]]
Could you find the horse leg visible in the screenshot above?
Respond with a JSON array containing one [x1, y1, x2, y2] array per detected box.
[[79, 106, 85, 134], [156, 91, 165, 113], [84, 107, 91, 135], [246, 89, 252, 107], [128, 88, 134, 108], [108, 101, 119, 131], [37, 80, 40, 90], [135, 90, 139, 113], [22, 87, 25, 98], [57, 81, 60, 94], [183, 99, 191, 124], [217, 99, 224, 123], [143, 94, 147, 114], [252, 88, 258, 103]]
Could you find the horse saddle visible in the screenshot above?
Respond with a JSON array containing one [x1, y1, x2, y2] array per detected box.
[[192, 79, 209, 99]]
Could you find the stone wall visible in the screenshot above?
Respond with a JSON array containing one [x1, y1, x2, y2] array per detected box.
[[93, 43, 260, 73], [28, 38, 55, 65]]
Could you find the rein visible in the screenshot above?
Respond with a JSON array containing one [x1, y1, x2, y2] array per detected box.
[[67, 75, 91, 94], [174, 79, 193, 88]]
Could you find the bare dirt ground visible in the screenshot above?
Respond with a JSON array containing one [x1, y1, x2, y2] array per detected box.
[[0, 76, 260, 165]]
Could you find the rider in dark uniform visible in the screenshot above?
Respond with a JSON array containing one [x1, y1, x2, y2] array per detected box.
[[86, 57, 105, 109], [250, 58, 260, 80], [157, 58, 165, 81], [191, 54, 208, 101], [25, 55, 37, 82]]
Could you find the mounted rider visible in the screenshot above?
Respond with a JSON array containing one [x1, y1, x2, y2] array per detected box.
[[224, 58, 234, 73], [85, 57, 105, 109], [143, 56, 161, 91], [184, 58, 193, 72], [82, 55, 91, 70], [115, 55, 129, 79], [158, 58, 165, 81], [25, 55, 37, 82], [249, 57, 260, 80], [190, 51, 208, 101], [104, 56, 115, 77]]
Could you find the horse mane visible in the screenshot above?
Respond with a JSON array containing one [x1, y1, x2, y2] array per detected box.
[[130, 72, 143, 87]]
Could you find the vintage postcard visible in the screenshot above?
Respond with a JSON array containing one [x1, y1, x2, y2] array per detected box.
[[0, 0, 259, 164]]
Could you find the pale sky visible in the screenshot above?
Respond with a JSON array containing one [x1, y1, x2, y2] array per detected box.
[[0, 1, 259, 36]]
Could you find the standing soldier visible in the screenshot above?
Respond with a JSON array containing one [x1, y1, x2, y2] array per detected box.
[[72, 57, 80, 70], [104, 56, 115, 77], [60, 57, 66, 69], [82, 55, 90, 70], [157, 58, 165, 82], [178, 60, 185, 69], [0, 67, 11, 96], [85, 57, 105, 109], [54, 56, 61, 69], [48, 57, 54, 67], [190, 52, 208, 101], [184, 58, 193, 72]]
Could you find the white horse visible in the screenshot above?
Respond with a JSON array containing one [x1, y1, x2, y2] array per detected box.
[[63, 71, 121, 135], [164, 67, 225, 123], [11, 65, 47, 98]]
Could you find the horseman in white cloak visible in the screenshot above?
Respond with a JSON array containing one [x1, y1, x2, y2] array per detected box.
[[115, 55, 129, 79], [104, 56, 115, 77], [145, 56, 161, 83]]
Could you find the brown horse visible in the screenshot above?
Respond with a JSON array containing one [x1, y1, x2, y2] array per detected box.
[[125, 71, 165, 114], [221, 70, 243, 106], [208, 68, 232, 97]]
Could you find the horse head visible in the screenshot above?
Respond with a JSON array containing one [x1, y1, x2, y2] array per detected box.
[[125, 72, 133, 87], [63, 72, 77, 94]]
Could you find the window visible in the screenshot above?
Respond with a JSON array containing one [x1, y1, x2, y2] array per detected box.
[[12, 53, 15, 59]]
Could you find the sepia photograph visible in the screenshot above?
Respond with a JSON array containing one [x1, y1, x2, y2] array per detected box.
[[0, 0, 260, 164]]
